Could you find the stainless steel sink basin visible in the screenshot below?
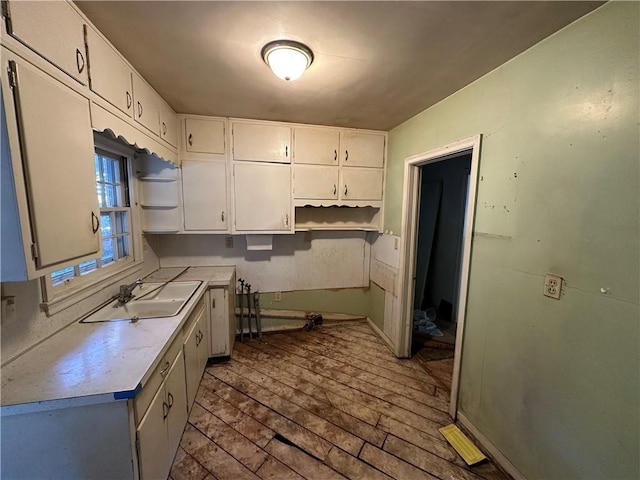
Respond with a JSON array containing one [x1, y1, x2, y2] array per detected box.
[[80, 281, 202, 323]]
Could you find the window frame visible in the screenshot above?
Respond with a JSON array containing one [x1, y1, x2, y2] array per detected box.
[[40, 134, 144, 315]]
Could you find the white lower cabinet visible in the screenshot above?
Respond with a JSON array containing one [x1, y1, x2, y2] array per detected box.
[[136, 350, 187, 480], [208, 285, 236, 358], [183, 301, 209, 409], [233, 162, 293, 232]]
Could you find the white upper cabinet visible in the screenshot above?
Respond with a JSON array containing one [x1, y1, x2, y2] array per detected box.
[[182, 159, 228, 231], [85, 27, 133, 118], [293, 127, 339, 165], [232, 121, 291, 163], [294, 165, 339, 201], [185, 118, 225, 154], [159, 101, 178, 148], [1, 52, 100, 279], [4, 0, 88, 85], [340, 131, 385, 168], [340, 168, 384, 201], [132, 72, 160, 136], [233, 163, 292, 232]]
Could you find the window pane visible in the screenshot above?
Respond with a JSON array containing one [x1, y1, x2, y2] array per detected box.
[[105, 184, 118, 208], [94, 155, 102, 183], [102, 156, 116, 184], [100, 213, 112, 237], [115, 211, 128, 234], [51, 266, 75, 286], [101, 237, 114, 265], [117, 235, 129, 259], [79, 260, 98, 275]]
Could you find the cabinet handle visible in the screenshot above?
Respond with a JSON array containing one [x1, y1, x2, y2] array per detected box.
[[159, 360, 170, 377], [162, 401, 169, 419], [188, 133, 193, 146], [285, 214, 289, 228], [137, 101, 143, 118], [162, 122, 167, 136], [334, 150, 337, 162], [167, 392, 174, 408], [76, 48, 85, 74], [344, 185, 348, 196], [333, 184, 337, 196], [91, 212, 100, 233], [221, 211, 225, 222], [345, 150, 349, 162], [126, 91, 132, 109], [285, 145, 288, 158]]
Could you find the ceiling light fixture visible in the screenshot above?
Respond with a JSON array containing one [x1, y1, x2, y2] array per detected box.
[[261, 40, 314, 82]]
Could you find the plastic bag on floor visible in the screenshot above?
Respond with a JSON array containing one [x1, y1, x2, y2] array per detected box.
[[413, 308, 443, 336]]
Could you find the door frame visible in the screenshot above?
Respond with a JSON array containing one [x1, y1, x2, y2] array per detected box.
[[396, 134, 481, 418]]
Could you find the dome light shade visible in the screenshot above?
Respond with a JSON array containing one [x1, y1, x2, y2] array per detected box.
[[261, 40, 314, 82]]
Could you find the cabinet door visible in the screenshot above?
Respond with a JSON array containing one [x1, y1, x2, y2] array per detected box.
[[294, 165, 339, 200], [165, 352, 187, 475], [209, 288, 228, 357], [293, 127, 339, 165], [341, 168, 384, 201], [132, 73, 160, 136], [6, 57, 100, 269], [232, 122, 291, 163], [6, 1, 88, 85], [85, 27, 133, 117], [185, 118, 225, 154], [136, 382, 169, 480], [159, 102, 178, 148], [340, 132, 385, 168], [182, 160, 228, 231], [233, 163, 292, 232], [183, 320, 200, 411]]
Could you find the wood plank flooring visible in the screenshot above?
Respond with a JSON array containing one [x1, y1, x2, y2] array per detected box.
[[169, 322, 510, 480]]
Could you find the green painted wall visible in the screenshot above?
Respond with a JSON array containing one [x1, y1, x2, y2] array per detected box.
[[384, 3, 639, 479], [368, 281, 385, 331]]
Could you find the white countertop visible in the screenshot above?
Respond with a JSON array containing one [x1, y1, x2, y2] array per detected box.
[[1, 266, 235, 414]]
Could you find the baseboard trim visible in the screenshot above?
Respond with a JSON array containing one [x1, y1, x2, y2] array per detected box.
[[366, 317, 396, 355], [457, 412, 527, 480]]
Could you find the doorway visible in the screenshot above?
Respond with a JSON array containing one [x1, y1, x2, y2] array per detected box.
[[396, 135, 481, 418]]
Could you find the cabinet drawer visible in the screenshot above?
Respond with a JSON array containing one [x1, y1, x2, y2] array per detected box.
[[134, 336, 182, 422]]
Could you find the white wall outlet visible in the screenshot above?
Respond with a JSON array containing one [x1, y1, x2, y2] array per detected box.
[[225, 237, 233, 248], [274, 291, 282, 301], [544, 274, 563, 299]]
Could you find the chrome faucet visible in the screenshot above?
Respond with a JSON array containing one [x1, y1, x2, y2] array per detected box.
[[117, 279, 142, 306]]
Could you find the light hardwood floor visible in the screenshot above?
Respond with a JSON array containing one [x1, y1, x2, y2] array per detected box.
[[169, 321, 510, 480]]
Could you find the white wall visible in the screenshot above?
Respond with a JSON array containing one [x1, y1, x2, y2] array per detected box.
[[154, 231, 370, 293]]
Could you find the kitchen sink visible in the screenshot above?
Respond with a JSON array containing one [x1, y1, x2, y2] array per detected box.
[[80, 281, 202, 323]]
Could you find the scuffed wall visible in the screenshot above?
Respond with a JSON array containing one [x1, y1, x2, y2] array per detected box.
[[384, 3, 639, 479]]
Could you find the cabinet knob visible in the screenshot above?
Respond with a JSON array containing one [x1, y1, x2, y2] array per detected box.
[[159, 360, 170, 377], [75, 48, 85, 74]]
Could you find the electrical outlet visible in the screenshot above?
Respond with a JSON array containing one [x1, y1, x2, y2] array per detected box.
[[274, 291, 282, 301], [544, 274, 562, 299], [225, 237, 233, 248]]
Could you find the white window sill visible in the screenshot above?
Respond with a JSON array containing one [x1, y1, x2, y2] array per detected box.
[[41, 261, 144, 317]]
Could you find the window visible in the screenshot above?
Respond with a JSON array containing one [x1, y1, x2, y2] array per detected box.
[[47, 146, 137, 294]]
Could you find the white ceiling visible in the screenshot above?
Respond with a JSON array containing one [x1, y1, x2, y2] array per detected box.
[[76, 1, 602, 131]]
